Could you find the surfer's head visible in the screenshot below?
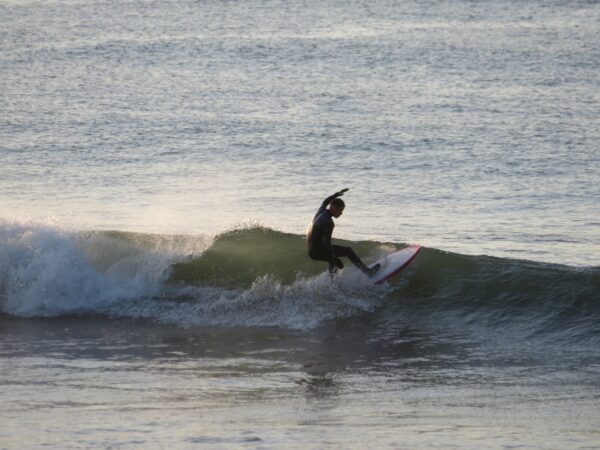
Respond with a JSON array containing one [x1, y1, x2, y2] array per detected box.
[[329, 198, 345, 218]]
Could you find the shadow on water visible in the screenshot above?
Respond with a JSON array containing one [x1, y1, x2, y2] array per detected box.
[[0, 312, 470, 394], [3, 310, 599, 403]]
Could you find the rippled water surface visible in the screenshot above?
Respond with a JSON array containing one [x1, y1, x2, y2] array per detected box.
[[2, 316, 599, 449], [2, 0, 599, 264]]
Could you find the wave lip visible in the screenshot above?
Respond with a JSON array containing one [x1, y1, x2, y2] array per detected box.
[[0, 221, 182, 317]]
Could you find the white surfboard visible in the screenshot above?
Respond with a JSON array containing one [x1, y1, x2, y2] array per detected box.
[[369, 244, 421, 285]]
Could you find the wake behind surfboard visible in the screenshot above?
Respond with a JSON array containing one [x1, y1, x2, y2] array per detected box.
[[369, 245, 421, 285]]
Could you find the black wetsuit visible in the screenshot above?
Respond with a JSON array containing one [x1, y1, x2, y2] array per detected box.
[[307, 192, 370, 273]]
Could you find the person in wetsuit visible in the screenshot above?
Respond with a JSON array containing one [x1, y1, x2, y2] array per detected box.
[[307, 188, 380, 276]]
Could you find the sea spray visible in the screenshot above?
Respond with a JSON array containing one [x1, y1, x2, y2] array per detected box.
[[0, 221, 182, 317]]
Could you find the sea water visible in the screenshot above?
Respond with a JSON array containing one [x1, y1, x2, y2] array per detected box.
[[1, 0, 599, 448]]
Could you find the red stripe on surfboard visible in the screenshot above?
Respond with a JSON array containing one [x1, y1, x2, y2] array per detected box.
[[374, 244, 422, 285]]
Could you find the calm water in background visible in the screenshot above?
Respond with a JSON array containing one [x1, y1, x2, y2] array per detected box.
[[1, 0, 600, 448], [2, 0, 599, 264]]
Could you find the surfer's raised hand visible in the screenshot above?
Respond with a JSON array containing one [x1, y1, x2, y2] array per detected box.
[[336, 188, 349, 197]]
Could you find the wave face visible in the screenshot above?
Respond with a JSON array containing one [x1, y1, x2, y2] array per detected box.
[[169, 226, 391, 288], [1, 220, 599, 342]]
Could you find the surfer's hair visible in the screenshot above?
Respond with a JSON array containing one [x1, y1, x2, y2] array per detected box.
[[330, 198, 345, 209]]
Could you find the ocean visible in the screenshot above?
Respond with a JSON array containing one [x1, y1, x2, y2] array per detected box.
[[1, 0, 599, 448]]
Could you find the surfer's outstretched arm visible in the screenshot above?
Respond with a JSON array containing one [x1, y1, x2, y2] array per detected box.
[[320, 188, 349, 208]]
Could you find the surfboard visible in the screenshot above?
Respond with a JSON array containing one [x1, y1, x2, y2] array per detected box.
[[369, 244, 421, 285]]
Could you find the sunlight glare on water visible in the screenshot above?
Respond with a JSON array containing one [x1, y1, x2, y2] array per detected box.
[[1, 0, 599, 265]]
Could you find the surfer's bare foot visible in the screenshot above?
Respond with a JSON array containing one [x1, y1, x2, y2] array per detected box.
[[366, 264, 381, 277], [329, 266, 338, 279]]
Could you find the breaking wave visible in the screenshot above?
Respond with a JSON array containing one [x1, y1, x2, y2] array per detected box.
[[1, 220, 598, 341]]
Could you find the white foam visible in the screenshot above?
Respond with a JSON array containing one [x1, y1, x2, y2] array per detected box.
[[0, 220, 175, 317], [0, 219, 386, 330], [108, 269, 386, 331]]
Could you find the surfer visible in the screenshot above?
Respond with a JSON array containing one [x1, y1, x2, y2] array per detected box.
[[307, 188, 380, 277]]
